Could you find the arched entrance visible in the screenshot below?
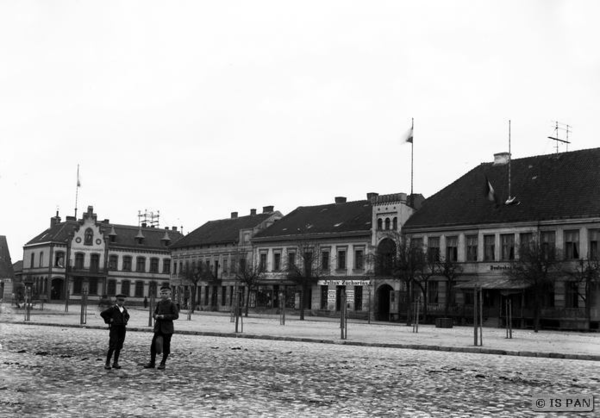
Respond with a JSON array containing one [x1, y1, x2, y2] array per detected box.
[[51, 278, 64, 300], [377, 284, 394, 321]]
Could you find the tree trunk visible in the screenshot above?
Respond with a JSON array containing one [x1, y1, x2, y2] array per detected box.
[[299, 284, 305, 320], [533, 292, 541, 333], [406, 280, 413, 326]]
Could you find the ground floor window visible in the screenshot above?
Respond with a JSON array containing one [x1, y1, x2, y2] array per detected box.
[[107, 280, 116, 296], [121, 280, 130, 297], [73, 277, 83, 295], [320, 285, 328, 309], [354, 286, 363, 311], [135, 281, 144, 297]]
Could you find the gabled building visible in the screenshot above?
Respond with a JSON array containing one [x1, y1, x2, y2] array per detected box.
[[0, 235, 15, 302], [169, 206, 282, 311], [22, 206, 183, 304], [402, 148, 600, 330]]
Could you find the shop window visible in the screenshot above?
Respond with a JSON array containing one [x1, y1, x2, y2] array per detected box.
[[320, 285, 328, 309], [354, 286, 363, 311]]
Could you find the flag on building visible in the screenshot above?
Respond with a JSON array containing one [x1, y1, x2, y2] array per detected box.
[[401, 126, 413, 144], [484, 176, 498, 204], [76, 165, 81, 187]]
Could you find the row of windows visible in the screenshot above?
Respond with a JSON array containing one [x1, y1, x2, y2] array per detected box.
[[414, 229, 600, 263], [73, 279, 170, 296], [70, 253, 171, 274], [258, 248, 365, 273], [174, 248, 367, 279]]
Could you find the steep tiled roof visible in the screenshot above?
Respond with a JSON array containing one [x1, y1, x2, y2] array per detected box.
[[25, 222, 183, 250], [404, 147, 600, 229], [254, 200, 372, 241], [0, 235, 15, 278], [170, 213, 276, 248]]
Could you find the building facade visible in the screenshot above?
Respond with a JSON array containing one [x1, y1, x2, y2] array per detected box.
[[252, 193, 421, 319], [402, 148, 600, 330], [169, 206, 282, 311], [22, 206, 182, 305]]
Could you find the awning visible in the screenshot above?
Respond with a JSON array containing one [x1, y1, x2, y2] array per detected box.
[[454, 277, 530, 290]]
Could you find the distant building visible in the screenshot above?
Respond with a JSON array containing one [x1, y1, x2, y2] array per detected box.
[[169, 207, 282, 311], [22, 206, 183, 304], [0, 235, 15, 302], [403, 148, 600, 330]]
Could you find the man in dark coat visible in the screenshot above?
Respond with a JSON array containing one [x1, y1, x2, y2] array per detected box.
[[144, 285, 179, 370], [100, 294, 130, 370]]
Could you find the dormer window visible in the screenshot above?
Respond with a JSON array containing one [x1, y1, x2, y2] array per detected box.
[[84, 228, 94, 246], [135, 228, 145, 245]]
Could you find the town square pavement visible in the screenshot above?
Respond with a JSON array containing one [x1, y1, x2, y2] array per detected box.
[[1, 302, 599, 417]]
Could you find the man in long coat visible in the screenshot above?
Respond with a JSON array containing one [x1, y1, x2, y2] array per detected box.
[[144, 285, 179, 370]]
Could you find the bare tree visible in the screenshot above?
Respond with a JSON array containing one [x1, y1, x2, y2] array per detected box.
[[568, 257, 600, 328], [232, 248, 264, 317], [286, 239, 327, 320], [180, 260, 211, 313], [506, 237, 562, 332], [435, 257, 463, 317]]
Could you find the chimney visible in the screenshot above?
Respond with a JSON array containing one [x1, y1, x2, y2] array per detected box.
[[50, 211, 61, 227], [366, 192, 379, 200], [103, 219, 110, 224], [231, 212, 238, 219], [262, 205, 274, 213], [493, 152, 510, 166], [172, 226, 178, 232], [141, 222, 147, 228], [250, 208, 257, 215], [165, 227, 170, 230], [335, 196, 347, 204]]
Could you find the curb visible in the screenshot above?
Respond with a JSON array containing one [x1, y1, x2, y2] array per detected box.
[[6, 320, 600, 362]]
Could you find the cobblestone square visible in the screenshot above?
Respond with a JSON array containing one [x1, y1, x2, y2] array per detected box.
[[1, 321, 598, 417]]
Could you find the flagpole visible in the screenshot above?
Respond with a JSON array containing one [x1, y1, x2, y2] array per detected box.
[[74, 164, 80, 219], [508, 120, 512, 200], [410, 117, 414, 199]]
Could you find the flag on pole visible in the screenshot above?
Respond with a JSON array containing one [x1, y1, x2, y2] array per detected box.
[[484, 176, 498, 204], [77, 165, 81, 187], [401, 126, 413, 144]]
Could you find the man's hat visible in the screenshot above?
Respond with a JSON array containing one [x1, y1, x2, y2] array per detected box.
[[116, 294, 127, 299], [160, 284, 171, 291]]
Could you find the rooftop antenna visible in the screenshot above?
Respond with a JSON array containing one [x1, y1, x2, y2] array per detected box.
[[548, 121, 571, 153]]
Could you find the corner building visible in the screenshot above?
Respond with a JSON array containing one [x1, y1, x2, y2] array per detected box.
[[403, 148, 600, 330], [22, 206, 183, 304]]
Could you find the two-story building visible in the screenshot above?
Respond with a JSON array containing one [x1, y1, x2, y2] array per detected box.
[[251, 193, 421, 319], [22, 206, 183, 305], [402, 148, 600, 330], [169, 206, 282, 311]]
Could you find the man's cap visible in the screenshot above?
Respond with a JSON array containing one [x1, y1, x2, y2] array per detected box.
[[160, 284, 171, 291], [116, 294, 127, 299]]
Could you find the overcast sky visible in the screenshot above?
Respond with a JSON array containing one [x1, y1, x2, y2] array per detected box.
[[2, 0, 599, 260]]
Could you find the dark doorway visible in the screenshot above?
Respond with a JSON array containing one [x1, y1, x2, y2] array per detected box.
[[377, 284, 393, 321], [51, 278, 64, 300]]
